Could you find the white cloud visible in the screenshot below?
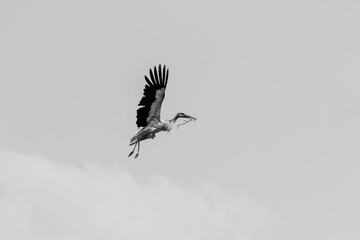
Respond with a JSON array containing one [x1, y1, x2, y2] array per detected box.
[[0, 150, 269, 240]]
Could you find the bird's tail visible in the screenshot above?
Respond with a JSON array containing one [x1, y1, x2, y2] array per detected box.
[[129, 135, 138, 146], [129, 127, 153, 146]]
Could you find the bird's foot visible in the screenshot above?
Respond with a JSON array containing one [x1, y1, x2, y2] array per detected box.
[[135, 153, 139, 158], [128, 151, 134, 157]]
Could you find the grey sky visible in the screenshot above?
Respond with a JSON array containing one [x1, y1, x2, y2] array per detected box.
[[0, 0, 359, 239]]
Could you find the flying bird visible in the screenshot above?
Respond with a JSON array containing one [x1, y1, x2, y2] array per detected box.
[[129, 64, 196, 158]]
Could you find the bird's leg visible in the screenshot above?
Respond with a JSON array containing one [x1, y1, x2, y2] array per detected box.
[[135, 141, 140, 158], [128, 142, 137, 157]]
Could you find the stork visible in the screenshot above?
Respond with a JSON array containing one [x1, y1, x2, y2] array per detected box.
[[128, 64, 196, 158]]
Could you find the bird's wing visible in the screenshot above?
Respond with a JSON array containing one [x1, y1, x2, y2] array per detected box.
[[136, 65, 169, 128]]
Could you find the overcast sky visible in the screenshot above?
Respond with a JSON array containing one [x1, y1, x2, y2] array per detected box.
[[0, 0, 359, 239]]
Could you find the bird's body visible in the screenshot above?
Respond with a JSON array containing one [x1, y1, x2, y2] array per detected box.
[[130, 120, 172, 145], [129, 65, 196, 158]]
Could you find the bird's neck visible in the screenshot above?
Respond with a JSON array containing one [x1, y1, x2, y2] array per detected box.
[[164, 115, 180, 131], [169, 115, 181, 124]]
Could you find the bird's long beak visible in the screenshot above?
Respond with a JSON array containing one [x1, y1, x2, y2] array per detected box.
[[176, 113, 197, 128], [183, 114, 197, 121]]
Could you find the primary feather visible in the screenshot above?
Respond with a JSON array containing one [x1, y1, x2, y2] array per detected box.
[[136, 65, 168, 128]]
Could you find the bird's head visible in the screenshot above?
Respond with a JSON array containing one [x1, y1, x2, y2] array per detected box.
[[174, 113, 197, 129], [175, 112, 197, 121]]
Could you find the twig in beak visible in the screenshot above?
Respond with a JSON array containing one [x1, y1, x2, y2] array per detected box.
[[177, 117, 196, 128]]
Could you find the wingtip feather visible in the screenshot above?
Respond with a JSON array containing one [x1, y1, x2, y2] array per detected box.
[[158, 64, 162, 84], [153, 66, 159, 85], [149, 68, 155, 85], [165, 68, 169, 87]]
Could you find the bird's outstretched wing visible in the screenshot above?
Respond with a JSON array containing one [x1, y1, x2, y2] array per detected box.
[[136, 64, 169, 128]]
